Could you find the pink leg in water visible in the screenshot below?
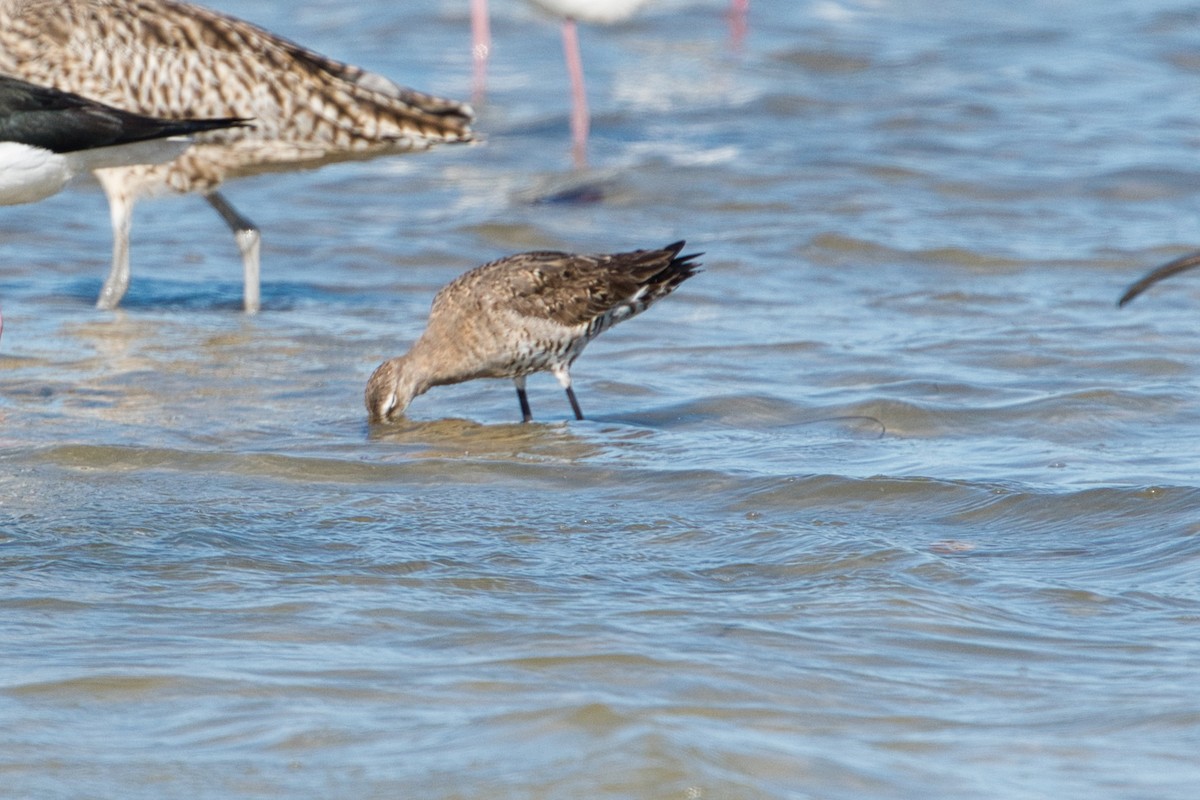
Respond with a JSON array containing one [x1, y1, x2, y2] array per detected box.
[[470, 0, 491, 103], [561, 17, 589, 168], [728, 0, 749, 50]]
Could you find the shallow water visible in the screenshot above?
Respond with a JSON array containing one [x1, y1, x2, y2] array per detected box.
[[3, 0, 1200, 796]]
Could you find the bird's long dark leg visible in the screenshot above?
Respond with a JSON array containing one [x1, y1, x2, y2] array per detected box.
[[205, 191, 261, 313], [552, 366, 584, 421], [565, 386, 584, 421], [514, 376, 533, 423]]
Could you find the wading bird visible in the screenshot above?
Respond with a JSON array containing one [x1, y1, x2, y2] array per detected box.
[[366, 240, 701, 422], [471, 0, 749, 164], [0, 0, 474, 312]]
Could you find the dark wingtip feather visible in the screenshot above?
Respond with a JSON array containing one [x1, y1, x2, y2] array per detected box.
[[664, 240, 703, 277], [0, 72, 255, 153], [1118, 250, 1200, 308], [181, 116, 255, 134], [643, 241, 702, 297]]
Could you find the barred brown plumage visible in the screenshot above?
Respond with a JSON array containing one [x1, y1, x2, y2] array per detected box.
[[0, 0, 474, 312], [366, 241, 702, 423]]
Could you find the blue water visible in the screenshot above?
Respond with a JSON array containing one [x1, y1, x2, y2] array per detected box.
[[3, 0, 1200, 796]]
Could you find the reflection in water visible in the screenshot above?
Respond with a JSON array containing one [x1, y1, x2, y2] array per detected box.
[[368, 414, 610, 463]]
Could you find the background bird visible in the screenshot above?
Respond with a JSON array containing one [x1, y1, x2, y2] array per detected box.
[[0, 0, 474, 312], [366, 240, 701, 423], [469, 0, 749, 164], [0, 75, 244, 206]]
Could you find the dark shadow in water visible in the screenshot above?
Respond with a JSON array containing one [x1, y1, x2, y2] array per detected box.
[[799, 415, 886, 439], [531, 182, 607, 205], [517, 167, 616, 206]]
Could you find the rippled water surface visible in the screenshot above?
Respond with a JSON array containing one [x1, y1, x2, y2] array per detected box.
[[4, 0, 1200, 796]]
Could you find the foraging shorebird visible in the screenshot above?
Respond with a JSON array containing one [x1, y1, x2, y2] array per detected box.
[[1119, 251, 1200, 307], [0, 75, 244, 206], [0, 0, 474, 313], [366, 240, 701, 423], [470, 0, 749, 162]]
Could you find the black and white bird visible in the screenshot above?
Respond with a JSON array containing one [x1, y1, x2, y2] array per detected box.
[[0, 75, 244, 206]]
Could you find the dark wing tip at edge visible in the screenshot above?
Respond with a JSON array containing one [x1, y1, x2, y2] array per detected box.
[[1118, 250, 1200, 308], [664, 240, 704, 276]]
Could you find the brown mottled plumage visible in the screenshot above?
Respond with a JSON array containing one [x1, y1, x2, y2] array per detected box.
[[366, 241, 702, 423], [0, 0, 474, 312]]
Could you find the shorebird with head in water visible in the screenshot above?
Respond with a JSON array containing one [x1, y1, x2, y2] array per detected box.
[[366, 240, 701, 423]]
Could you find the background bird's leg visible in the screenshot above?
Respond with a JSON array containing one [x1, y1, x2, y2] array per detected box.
[[205, 191, 262, 313], [561, 17, 589, 168], [470, 0, 491, 104], [95, 171, 135, 311], [728, 0, 749, 49]]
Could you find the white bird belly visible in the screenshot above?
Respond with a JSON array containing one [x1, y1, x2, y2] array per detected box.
[[0, 142, 71, 205], [525, 0, 652, 24]]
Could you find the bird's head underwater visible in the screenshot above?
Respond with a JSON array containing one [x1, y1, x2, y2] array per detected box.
[[365, 355, 425, 423]]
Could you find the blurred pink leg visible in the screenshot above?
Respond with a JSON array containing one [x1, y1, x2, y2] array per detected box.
[[728, 0, 749, 50], [471, 0, 491, 103], [561, 17, 589, 167]]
